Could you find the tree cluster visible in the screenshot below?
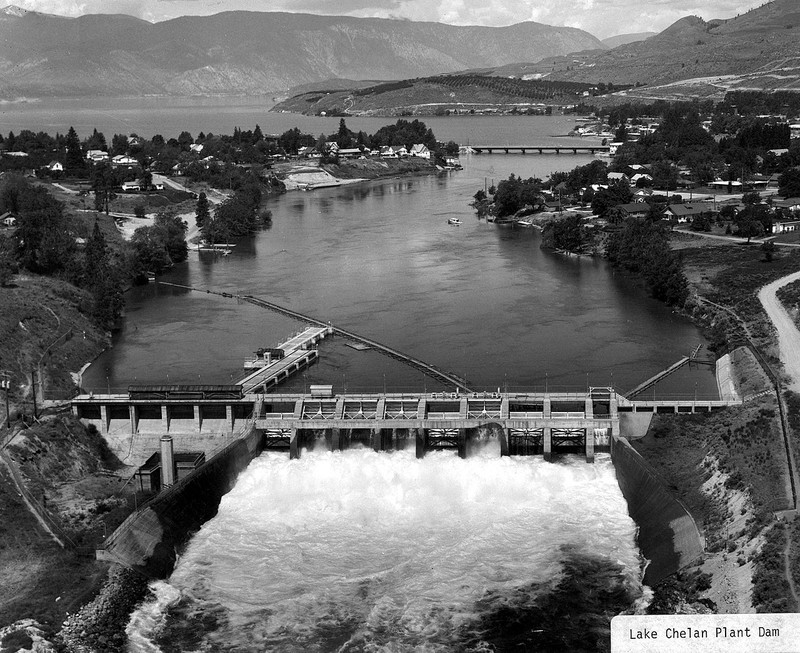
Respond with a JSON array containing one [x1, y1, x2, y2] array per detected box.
[[605, 218, 688, 306]]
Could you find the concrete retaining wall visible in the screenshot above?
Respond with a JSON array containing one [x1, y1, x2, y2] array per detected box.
[[611, 435, 704, 586], [98, 426, 263, 578]]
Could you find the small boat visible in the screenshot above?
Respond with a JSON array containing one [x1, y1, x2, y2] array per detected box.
[[515, 218, 533, 228], [448, 217, 462, 225]]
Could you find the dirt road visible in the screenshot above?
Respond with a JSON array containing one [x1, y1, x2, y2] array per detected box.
[[758, 270, 800, 393]]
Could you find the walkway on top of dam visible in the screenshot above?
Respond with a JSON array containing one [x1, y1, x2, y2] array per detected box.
[[157, 282, 474, 392]]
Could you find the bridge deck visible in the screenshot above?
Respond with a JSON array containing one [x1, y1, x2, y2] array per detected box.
[[279, 326, 330, 351], [239, 349, 317, 393]]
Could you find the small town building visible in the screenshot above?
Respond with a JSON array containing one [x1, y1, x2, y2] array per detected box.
[[772, 216, 800, 234], [1, 211, 16, 227], [112, 154, 138, 166], [189, 143, 204, 153], [338, 148, 362, 159], [607, 172, 629, 184], [45, 161, 64, 172], [410, 144, 431, 159], [86, 150, 109, 162], [664, 203, 717, 224], [617, 202, 651, 218], [121, 181, 141, 192], [772, 198, 800, 212]]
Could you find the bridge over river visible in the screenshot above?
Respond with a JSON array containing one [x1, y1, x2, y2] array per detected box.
[[470, 144, 610, 155]]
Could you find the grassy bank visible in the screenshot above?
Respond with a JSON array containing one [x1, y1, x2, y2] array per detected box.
[[322, 156, 440, 180], [677, 237, 800, 362]]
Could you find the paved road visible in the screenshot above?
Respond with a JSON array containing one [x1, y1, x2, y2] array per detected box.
[[758, 271, 800, 393]]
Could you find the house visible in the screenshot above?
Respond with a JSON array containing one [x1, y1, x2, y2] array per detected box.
[[772, 198, 800, 212], [297, 146, 318, 158], [338, 148, 362, 159], [324, 142, 339, 154], [86, 150, 109, 162], [663, 203, 716, 224], [5, 151, 28, 157], [112, 154, 138, 166], [410, 144, 431, 159], [189, 143, 204, 153], [121, 181, 141, 192], [46, 161, 64, 172], [607, 172, 629, 184], [0, 211, 16, 227], [630, 173, 653, 186], [772, 217, 800, 234], [617, 203, 651, 218], [394, 145, 408, 157], [608, 142, 624, 156], [632, 188, 654, 200], [380, 146, 398, 158]]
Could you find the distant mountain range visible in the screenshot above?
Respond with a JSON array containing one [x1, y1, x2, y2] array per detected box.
[[0, 7, 604, 99], [550, 0, 800, 90]]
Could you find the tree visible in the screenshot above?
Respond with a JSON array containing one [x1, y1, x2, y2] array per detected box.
[[141, 169, 153, 191], [111, 133, 129, 156], [0, 235, 16, 287], [778, 168, 800, 198], [65, 126, 84, 171], [92, 162, 117, 215], [134, 204, 147, 220], [195, 192, 210, 228]]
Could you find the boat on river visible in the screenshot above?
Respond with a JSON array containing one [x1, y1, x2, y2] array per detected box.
[[448, 217, 462, 225], [515, 218, 534, 228]]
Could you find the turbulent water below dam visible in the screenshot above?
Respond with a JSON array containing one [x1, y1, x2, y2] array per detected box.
[[127, 447, 647, 652]]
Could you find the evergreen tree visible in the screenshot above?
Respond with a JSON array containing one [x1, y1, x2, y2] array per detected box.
[[253, 124, 263, 143], [65, 126, 84, 170], [195, 192, 210, 228], [83, 221, 107, 287]]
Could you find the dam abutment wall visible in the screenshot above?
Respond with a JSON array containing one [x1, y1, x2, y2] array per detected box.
[[611, 434, 704, 586], [98, 425, 263, 578]]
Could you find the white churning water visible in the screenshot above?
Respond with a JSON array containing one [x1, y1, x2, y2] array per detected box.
[[127, 446, 646, 652]]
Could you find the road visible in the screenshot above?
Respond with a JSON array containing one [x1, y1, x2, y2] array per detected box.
[[758, 270, 800, 394]]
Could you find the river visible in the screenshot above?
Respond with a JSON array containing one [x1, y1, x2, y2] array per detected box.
[[127, 449, 647, 652], [81, 144, 716, 397]]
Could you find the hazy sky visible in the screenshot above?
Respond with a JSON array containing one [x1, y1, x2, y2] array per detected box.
[[12, 0, 763, 39]]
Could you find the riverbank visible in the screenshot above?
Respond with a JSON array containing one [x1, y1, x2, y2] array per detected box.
[[272, 156, 441, 191], [625, 232, 800, 614], [0, 273, 146, 643]]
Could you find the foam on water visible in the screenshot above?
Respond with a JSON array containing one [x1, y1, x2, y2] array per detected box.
[[127, 448, 645, 651]]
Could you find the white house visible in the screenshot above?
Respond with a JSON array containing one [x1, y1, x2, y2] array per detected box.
[[607, 172, 629, 184], [86, 150, 109, 162], [189, 143, 204, 153], [6, 151, 28, 157], [773, 217, 800, 234], [410, 144, 431, 159], [1, 211, 16, 227], [121, 181, 141, 192], [338, 148, 362, 159], [112, 154, 138, 166], [46, 161, 64, 172]]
